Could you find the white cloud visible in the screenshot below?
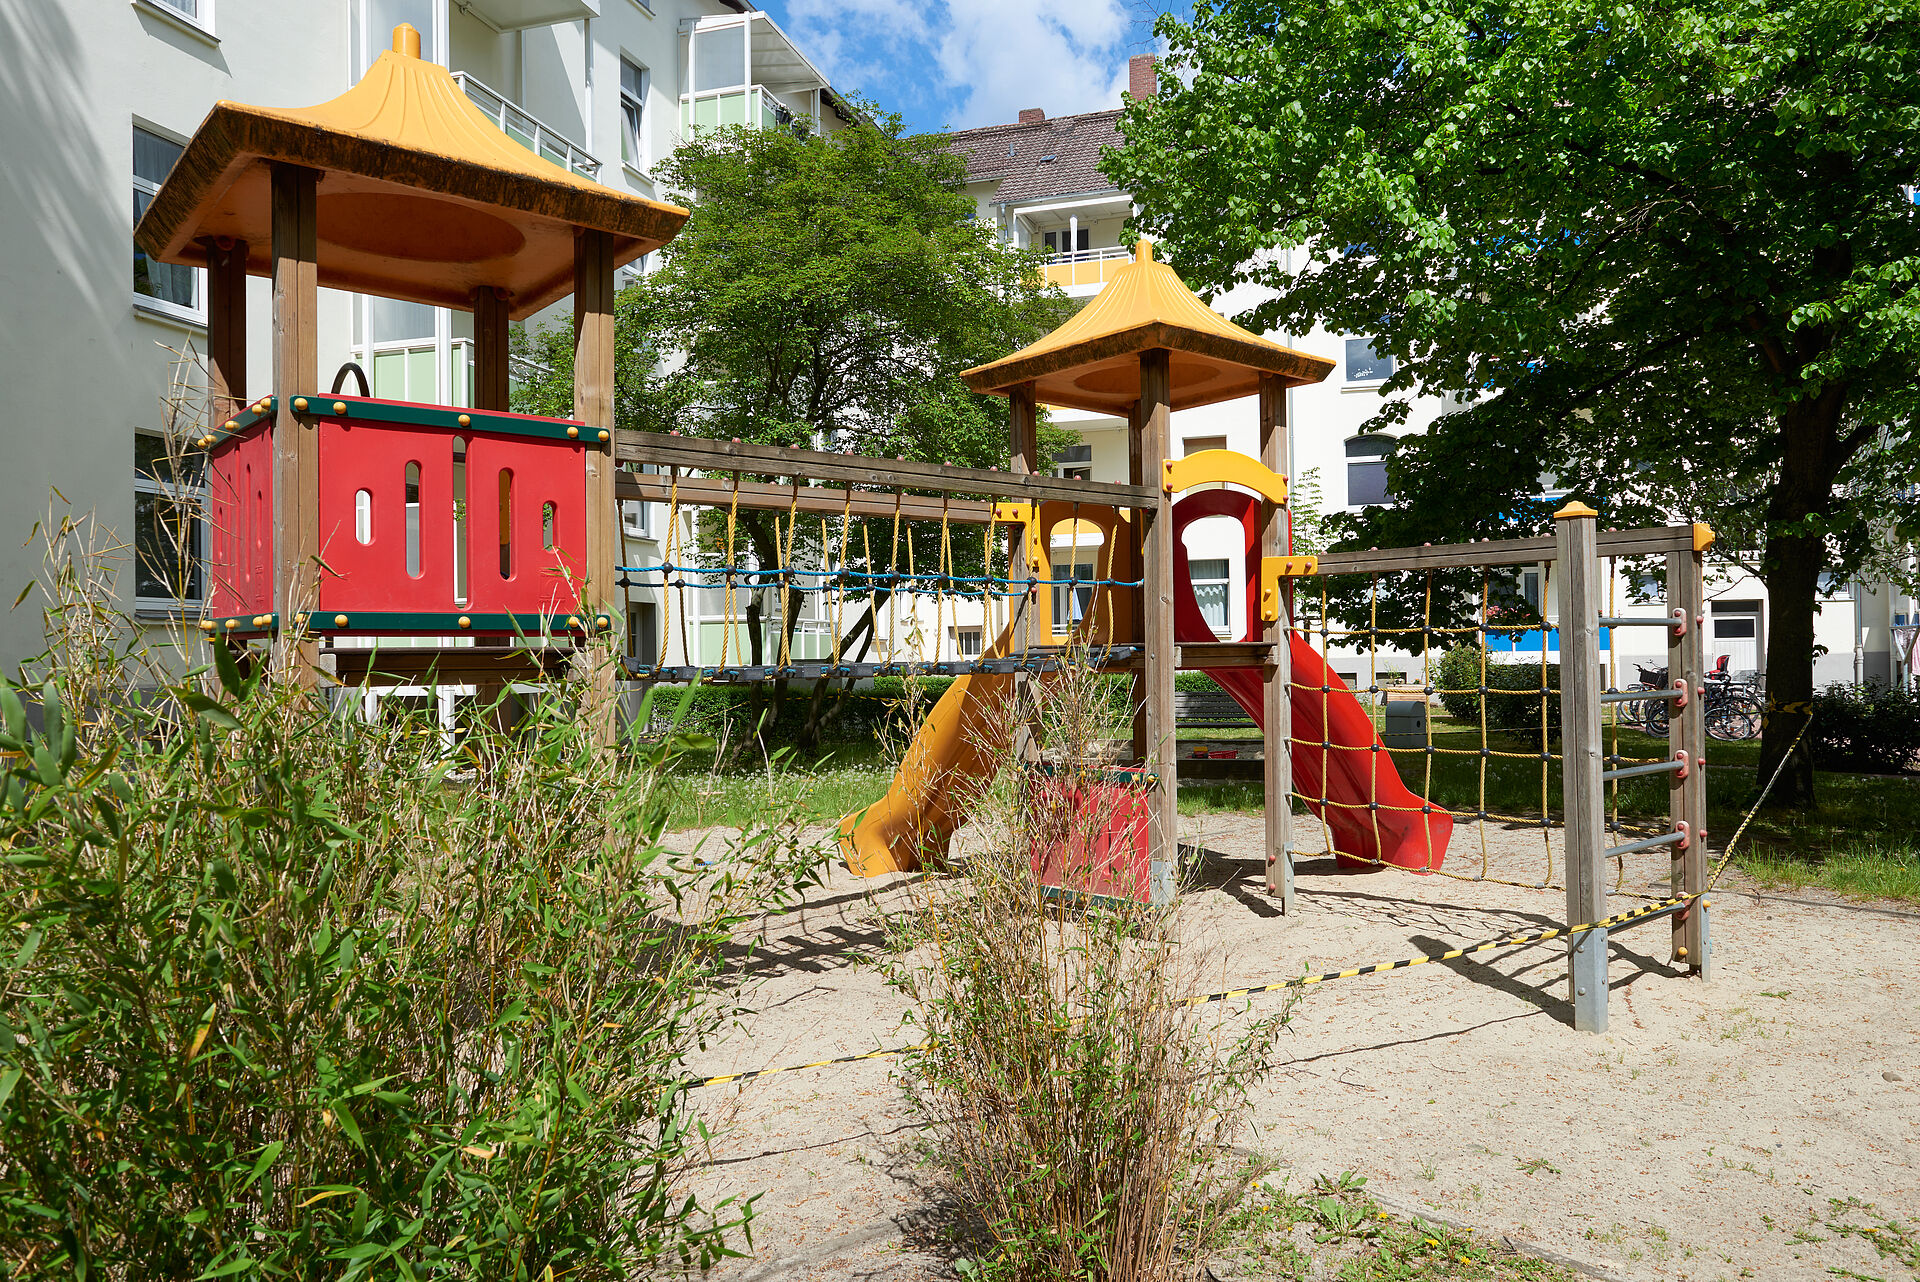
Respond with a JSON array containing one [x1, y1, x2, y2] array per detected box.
[[781, 0, 1148, 130]]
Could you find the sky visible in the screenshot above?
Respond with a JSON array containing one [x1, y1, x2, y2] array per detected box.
[[754, 0, 1174, 136]]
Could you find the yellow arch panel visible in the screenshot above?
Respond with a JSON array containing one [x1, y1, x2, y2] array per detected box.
[[1161, 449, 1289, 504]]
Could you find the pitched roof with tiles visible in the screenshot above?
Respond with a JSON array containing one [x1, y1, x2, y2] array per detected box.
[[945, 108, 1124, 205]]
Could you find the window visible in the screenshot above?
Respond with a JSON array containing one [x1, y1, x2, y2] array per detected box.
[[134, 434, 205, 608], [1184, 435, 1226, 456], [1513, 565, 1544, 613], [629, 602, 658, 663], [1052, 558, 1097, 631], [1345, 337, 1393, 383], [1345, 435, 1396, 506], [622, 498, 653, 538], [143, 0, 212, 33], [1190, 557, 1230, 632], [1053, 442, 1092, 481], [619, 58, 648, 169], [1042, 228, 1089, 255], [133, 127, 200, 319], [955, 627, 983, 657], [1818, 571, 1846, 597]]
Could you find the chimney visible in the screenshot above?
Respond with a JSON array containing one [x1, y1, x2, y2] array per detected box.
[[1018, 107, 1047, 125], [1128, 54, 1158, 99]]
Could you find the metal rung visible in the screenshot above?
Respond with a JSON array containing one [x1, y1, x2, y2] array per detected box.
[[1605, 829, 1687, 858], [1600, 616, 1672, 628], [1603, 758, 1684, 782], [1601, 682, 1685, 705]]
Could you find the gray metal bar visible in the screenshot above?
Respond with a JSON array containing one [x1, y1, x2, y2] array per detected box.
[[1603, 758, 1685, 782], [1605, 829, 1688, 858], [1601, 685, 1684, 705], [1599, 615, 1675, 628]]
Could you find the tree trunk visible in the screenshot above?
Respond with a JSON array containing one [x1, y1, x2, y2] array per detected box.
[[1754, 390, 1849, 809]]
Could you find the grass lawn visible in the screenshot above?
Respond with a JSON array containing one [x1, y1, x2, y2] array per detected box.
[[658, 711, 1920, 904]]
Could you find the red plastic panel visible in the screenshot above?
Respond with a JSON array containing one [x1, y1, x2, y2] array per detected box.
[[1027, 767, 1152, 904], [317, 417, 463, 615], [463, 433, 587, 618], [205, 424, 274, 620]]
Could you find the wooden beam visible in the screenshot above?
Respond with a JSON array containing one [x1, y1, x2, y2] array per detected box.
[[616, 473, 998, 524], [613, 428, 1158, 508], [1128, 403, 1147, 766], [575, 229, 618, 747], [1008, 382, 1040, 757], [1259, 373, 1295, 912], [472, 285, 511, 412], [270, 164, 319, 687], [1555, 503, 1607, 1032], [1314, 526, 1700, 577], [203, 236, 247, 421], [1139, 349, 1178, 906], [1668, 544, 1709, 976]]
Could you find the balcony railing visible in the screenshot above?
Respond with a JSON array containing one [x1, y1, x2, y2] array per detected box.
[[680, 85, 793, 134], [454, 71, 600, 178], [1042, 245, 1131, 289]]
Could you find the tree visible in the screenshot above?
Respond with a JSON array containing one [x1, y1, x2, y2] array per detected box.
[[1106, 0, 1920, 805], [517, 112, 1069, 749]]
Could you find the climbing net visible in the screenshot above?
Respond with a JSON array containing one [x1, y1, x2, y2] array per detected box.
[[613, 478, 1143, 685], [1289, 558, 1680, 899]]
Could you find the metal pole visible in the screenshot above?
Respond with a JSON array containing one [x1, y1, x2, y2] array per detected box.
[[1555, 500, 1606, 1032]]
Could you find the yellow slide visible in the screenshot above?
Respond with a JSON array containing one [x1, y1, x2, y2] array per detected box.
[[836, 659, 1017, 877]]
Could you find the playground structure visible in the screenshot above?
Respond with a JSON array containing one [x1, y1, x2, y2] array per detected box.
[[134, 25, 1715, 1034]]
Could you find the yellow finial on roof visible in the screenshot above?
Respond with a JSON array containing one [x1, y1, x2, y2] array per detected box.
[[1136, 238, 1154, 263], [393, 23, 421, 58]]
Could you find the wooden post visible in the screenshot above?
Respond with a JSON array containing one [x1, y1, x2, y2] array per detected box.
[[1008, 382, 1040, 762], [1259, 374, 1295, 913], [1555, 500, 1606, 1032], [472, 286, 511, 412], [270, 164, 320, 686], [1669, 536, 1709, 975], [203, 236, 247, 420], [1128, 404, 1148, 766], [574, 230, 619, 747], [1139, 349, 1178, 905]]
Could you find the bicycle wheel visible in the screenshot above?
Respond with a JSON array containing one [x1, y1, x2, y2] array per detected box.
[[1706, 691, 1763, 741], [1640, 694, 1669, 736]]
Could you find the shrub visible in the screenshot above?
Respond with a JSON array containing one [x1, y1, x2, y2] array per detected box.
[[1434, 646, 1562, 736], [884, 660, 1290, 1281], [0, 637, 821, 1276], [1808, 682, 1920, 774]]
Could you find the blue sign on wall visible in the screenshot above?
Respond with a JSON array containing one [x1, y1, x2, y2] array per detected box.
[[1486, 627, 1612, 653]]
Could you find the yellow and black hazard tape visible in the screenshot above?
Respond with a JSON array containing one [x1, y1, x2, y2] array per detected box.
[[683, 897, 1695, 1090], [1181, 895, 1692, 1006]]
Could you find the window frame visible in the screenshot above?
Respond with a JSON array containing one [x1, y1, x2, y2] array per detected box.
[[619, 56, 649, 173], [134, 0, 217, 41], [132, 124, 205, 325], [1051, 557, 1098, 632], [1343, 335, 1394, 386], [1344, 434, 1396, 508], [1188, 556, 1232, 634], [133, 433, 208, 615]]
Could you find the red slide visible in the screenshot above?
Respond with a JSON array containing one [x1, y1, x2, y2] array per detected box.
[[1172, 491, 1452, 872]]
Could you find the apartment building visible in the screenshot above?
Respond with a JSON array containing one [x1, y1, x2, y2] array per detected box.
[[945, 57, 1900, 691], [0, 0, 845, 678]]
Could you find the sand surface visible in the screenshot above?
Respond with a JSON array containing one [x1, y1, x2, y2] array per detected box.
[[675, 814, 1920, 1281]]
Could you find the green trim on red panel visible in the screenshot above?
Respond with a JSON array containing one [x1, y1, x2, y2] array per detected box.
[[292, 395, 600, 445]]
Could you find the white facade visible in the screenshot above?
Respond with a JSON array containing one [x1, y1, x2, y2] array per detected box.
[[0, 0, 843, 678]]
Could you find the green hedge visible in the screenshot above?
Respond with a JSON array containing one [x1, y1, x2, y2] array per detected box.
[[1809, 683, 1920, 774], [1434, 647, 1562, 736]]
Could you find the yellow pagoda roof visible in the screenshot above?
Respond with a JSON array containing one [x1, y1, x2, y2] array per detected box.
[[134, 25, 687, 319], [963, 240, 1333, 414]]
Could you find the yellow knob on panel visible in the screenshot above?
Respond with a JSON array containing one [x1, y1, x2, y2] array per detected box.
[[334, 614, 348, 627], [333, 401, 347, 415], [566, 425, 580, 439], [458, 414, 471, 427], [566, 615, 580, 628], [224, 619, 237, 630], [224, 420, 238, 431], [598, 429, 610, 442], [292, 397, 308, 412], [458, 616, 472, 629]]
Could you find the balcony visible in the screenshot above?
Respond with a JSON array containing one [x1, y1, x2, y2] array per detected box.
[[1042, 245, 1131, 290], [680, 85, 793, 134], [453, 71, 600, 179]]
